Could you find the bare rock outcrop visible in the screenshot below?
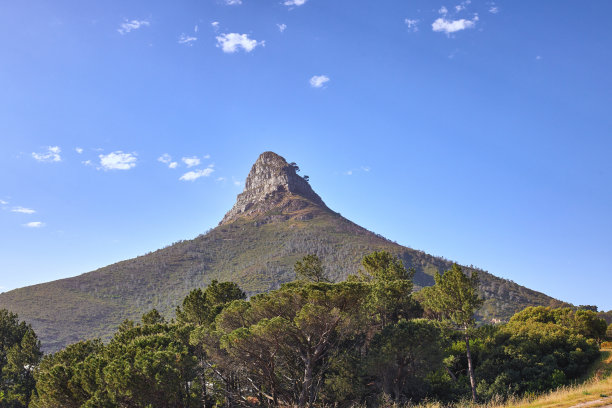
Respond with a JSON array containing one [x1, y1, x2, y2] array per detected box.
[[220, 152, 328, 225]]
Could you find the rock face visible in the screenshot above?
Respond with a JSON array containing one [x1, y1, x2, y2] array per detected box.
[[220, 152, 329, 225]]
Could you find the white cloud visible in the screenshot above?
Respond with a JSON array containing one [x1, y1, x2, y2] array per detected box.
[[158, 153, 172, 164], [216, 33, 264, 53], [32, 146, 62, 163], [203, 154, 211, 159], [439, 6, 448, 15], [432, 15, 478, 34], [233, 180, 242, 186], [75, 147, 84, 154], [194, 24, 199, 33], [182, 156, 201, 168], [361, 166, 371, 172], [489, 6, 499, 13], [99, 151, 137, 170], [284, 0, 307, 6], [211, 21, 220, 30], [455, 0, 470, 12], [345, 170, 353, 176], [536, 55, 542, 60], [405, 19, 419, 32], [82, 160, 93, 166], [118, 19, 150, 35], [179, 33, 197, 45], [179, 166, 215, 181], [169, 162, 178, 169], [0, 200, 7, 205], [12, 207, 36, 214], [224, 0, 242, 4], [277, 23, 287, 32], [216, 177, 226, 182], [24, 221, 44, 228], [310, 75, 330, 88]]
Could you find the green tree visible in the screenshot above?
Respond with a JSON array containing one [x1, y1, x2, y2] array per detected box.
[[141, 308, 165, 325], [607, 324, 612, 341], [360, 251, 419, 328], [217, 281, 369, 407], [294, 254, 330, 283], [179, 280, 246, 407], [31, 339, 105, 408], [419, 264, 482, 402], [367, 319, 443, 402], [0, 309, 42, 408]]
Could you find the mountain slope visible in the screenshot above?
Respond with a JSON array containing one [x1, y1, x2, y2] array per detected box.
[[0, 152, 566, 352]]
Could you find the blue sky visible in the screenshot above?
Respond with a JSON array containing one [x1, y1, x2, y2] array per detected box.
[[1, 0, 611, 311]]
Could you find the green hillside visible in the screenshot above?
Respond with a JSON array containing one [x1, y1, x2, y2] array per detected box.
[[0, 152, 568, 352], [0, 195, 564, 352]]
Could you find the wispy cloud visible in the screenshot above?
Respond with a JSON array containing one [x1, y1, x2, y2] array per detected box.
[[158, 154, 179, 168], [158, 153, 172, 164], [216, 33, 264, 53], [224, 0, 242, 4], [284, 0, 307, 6], [0, 199, 8, 205], [310, 75, 330, 88], [194, 25, 199, 33], [277, 23, 287, 33], [438, 6, 448, 15], [12, 207, 36, 214], [32, 146, 62, 163], [405, 19, 419, 32], [455, 0, 471, 12], [118, 19, 150, 35], [82, 160, 93, 166], [99, 151, 137, 170], [179, 33, 197, 45], [179, 165, 215, 181], [489, 4, 499, 13], [203, 154, 211, 159], [23, 221, 44, 228], [75, 147, 83, 154], [432, 15, 478, 34], [182, 156, 201, 168], [211, 21, 220, 30]]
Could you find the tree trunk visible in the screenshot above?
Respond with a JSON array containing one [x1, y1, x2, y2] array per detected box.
[[299, 354, 313, 408], [197, 355, 207, 408], [464, 330, 477, 403]]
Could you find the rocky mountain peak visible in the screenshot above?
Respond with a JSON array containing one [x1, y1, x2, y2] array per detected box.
[[220, 152, 328, 224]]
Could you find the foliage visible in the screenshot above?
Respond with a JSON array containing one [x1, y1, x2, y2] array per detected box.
[[294, 254, 330, 283], [418, 264, 483, 402], [24, 258, 607, 408], [0, 309, 42, 408]]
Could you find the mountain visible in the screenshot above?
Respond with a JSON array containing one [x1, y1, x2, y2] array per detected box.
[[0, 152, 566, 352]]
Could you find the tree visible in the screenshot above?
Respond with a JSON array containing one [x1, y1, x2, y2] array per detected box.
[[367, 319, 443, 402], [0, 309, 42, 408], [289, 162, 300, 173], [217, 281, 369, 407], [294, 255, 330, 283], [360, 251, 419, 328], [607, 324, 612, 341], [141, 308, 165, 325], [419, 264, 482, 402], [178, 280, 245, 407]]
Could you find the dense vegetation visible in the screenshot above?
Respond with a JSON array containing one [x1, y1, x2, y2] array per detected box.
[[2, 252, 607, 408], [0, 198, 568, 352]]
